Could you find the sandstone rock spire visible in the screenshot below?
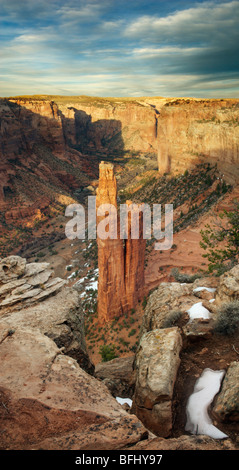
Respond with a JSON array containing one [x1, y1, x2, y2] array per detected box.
[[96, 162, 146, 323]]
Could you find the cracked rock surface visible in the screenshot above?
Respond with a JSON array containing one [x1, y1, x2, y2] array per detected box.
[[0, 323, 148, 450]]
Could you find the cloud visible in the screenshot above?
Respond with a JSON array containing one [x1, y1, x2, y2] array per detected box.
[[124, 1, 239, 78], [0, 0, 238, 97], [124, 1, 239, 45]]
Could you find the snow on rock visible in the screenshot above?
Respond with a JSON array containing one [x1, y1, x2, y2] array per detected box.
[[185, 368, 228, 439], [86, 280, 98, 291], [193, 287, 216, 293], [187, 302, 211, 321], [67, 271, 77, 280], [116, 397, 132, 407]]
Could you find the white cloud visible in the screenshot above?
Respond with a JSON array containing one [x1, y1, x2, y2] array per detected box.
[[124, 1, 239, 45]]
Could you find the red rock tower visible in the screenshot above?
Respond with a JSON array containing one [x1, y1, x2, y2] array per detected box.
[[96, 161, 146, 323]]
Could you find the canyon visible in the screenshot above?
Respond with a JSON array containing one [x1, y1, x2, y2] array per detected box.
[[0, 95, 238, 261], [0, 94, 238, 451]]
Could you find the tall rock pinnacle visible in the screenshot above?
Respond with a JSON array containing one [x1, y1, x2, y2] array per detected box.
[[96, 162, 146, 323]]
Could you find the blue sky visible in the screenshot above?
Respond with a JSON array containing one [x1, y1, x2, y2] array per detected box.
[[0, 0, 239, 97]]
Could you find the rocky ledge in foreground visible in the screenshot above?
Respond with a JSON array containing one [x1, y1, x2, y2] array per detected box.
[[0, 255, 94, 374], [0, 322, 148, 450], [0, 255, 239, 450]]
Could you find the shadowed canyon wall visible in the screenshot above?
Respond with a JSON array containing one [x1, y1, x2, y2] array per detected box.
[[0, 96, 157, 213], [1, 96, 238, 232], [96, 162, 146, 323]]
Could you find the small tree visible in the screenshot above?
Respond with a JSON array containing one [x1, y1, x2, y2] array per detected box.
[[200, 201, 239, 275], [99, 344, 118, 362]]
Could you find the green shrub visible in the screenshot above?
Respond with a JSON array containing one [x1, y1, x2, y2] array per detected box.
[[128, 328, 136, 337], [162, 310, 182, 328], [200, 201, 239, 276], [99, 344, 118, 362], [142, 295, 148, 309], [213, 301, 239, 335], [171, 267, 203, 283]]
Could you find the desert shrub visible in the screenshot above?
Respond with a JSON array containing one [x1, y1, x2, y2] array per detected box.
[[200, 201, 239, 275], [99, 344, 118, 362], [142, 295, 148, 309], [171, 267, 203, 283], [213, 301, 239, 335], [162, 310, 182, 328]]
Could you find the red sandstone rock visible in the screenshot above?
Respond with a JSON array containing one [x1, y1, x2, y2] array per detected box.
[[96, 162, 146, 323]]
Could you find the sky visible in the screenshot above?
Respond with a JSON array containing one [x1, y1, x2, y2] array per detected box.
[[0, 0, 239, 98]]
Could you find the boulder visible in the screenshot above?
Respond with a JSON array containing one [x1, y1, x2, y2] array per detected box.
[[0, 256, 26, 283], [215, 265, 239, 304], [0, 255, 93, 374], [133, 327, 182, 437], [95, 355, 136, 398], [141, 282, 195, 335], [0, 323, 148, 450], [0, 286, 94, 375], [213, 361, 239, 422], [126, 434, 237, 450], [182, 318, 213, 341], [0, 257, 65, 311]]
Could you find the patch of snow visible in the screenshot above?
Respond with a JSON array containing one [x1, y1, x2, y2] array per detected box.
[[187, 302, 211, 321], [116, 397, 132, 407], [185, 368, 228, 439], [73, 277, 86, 288], [67, 271, 76, 279], [209, 298, 215, 303], [193, 287, 216, 293], [86, 280, 98, 290]]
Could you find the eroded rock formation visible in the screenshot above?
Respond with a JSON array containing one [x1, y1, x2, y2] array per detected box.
[[0, 322, 147, 450], [132, 327, 182, 437], [213, 361, 239, 422], [96, 162, 146, 323], [0, 255, 94, 374]]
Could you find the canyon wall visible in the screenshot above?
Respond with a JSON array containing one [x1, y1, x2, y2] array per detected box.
[[96, 162, 146, 323], [0, 96, 158, 217], [157, 99, 239, 184], [1, 95, 238, 248], [1, 95, 239, 214], [0, 98, 92, 211]]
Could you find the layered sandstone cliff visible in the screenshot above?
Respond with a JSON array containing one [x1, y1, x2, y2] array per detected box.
[[1, 95, 238, 259], [157, 98, 239, 184], [1, 95, 238, 213], [96, 162, 146, 323]]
